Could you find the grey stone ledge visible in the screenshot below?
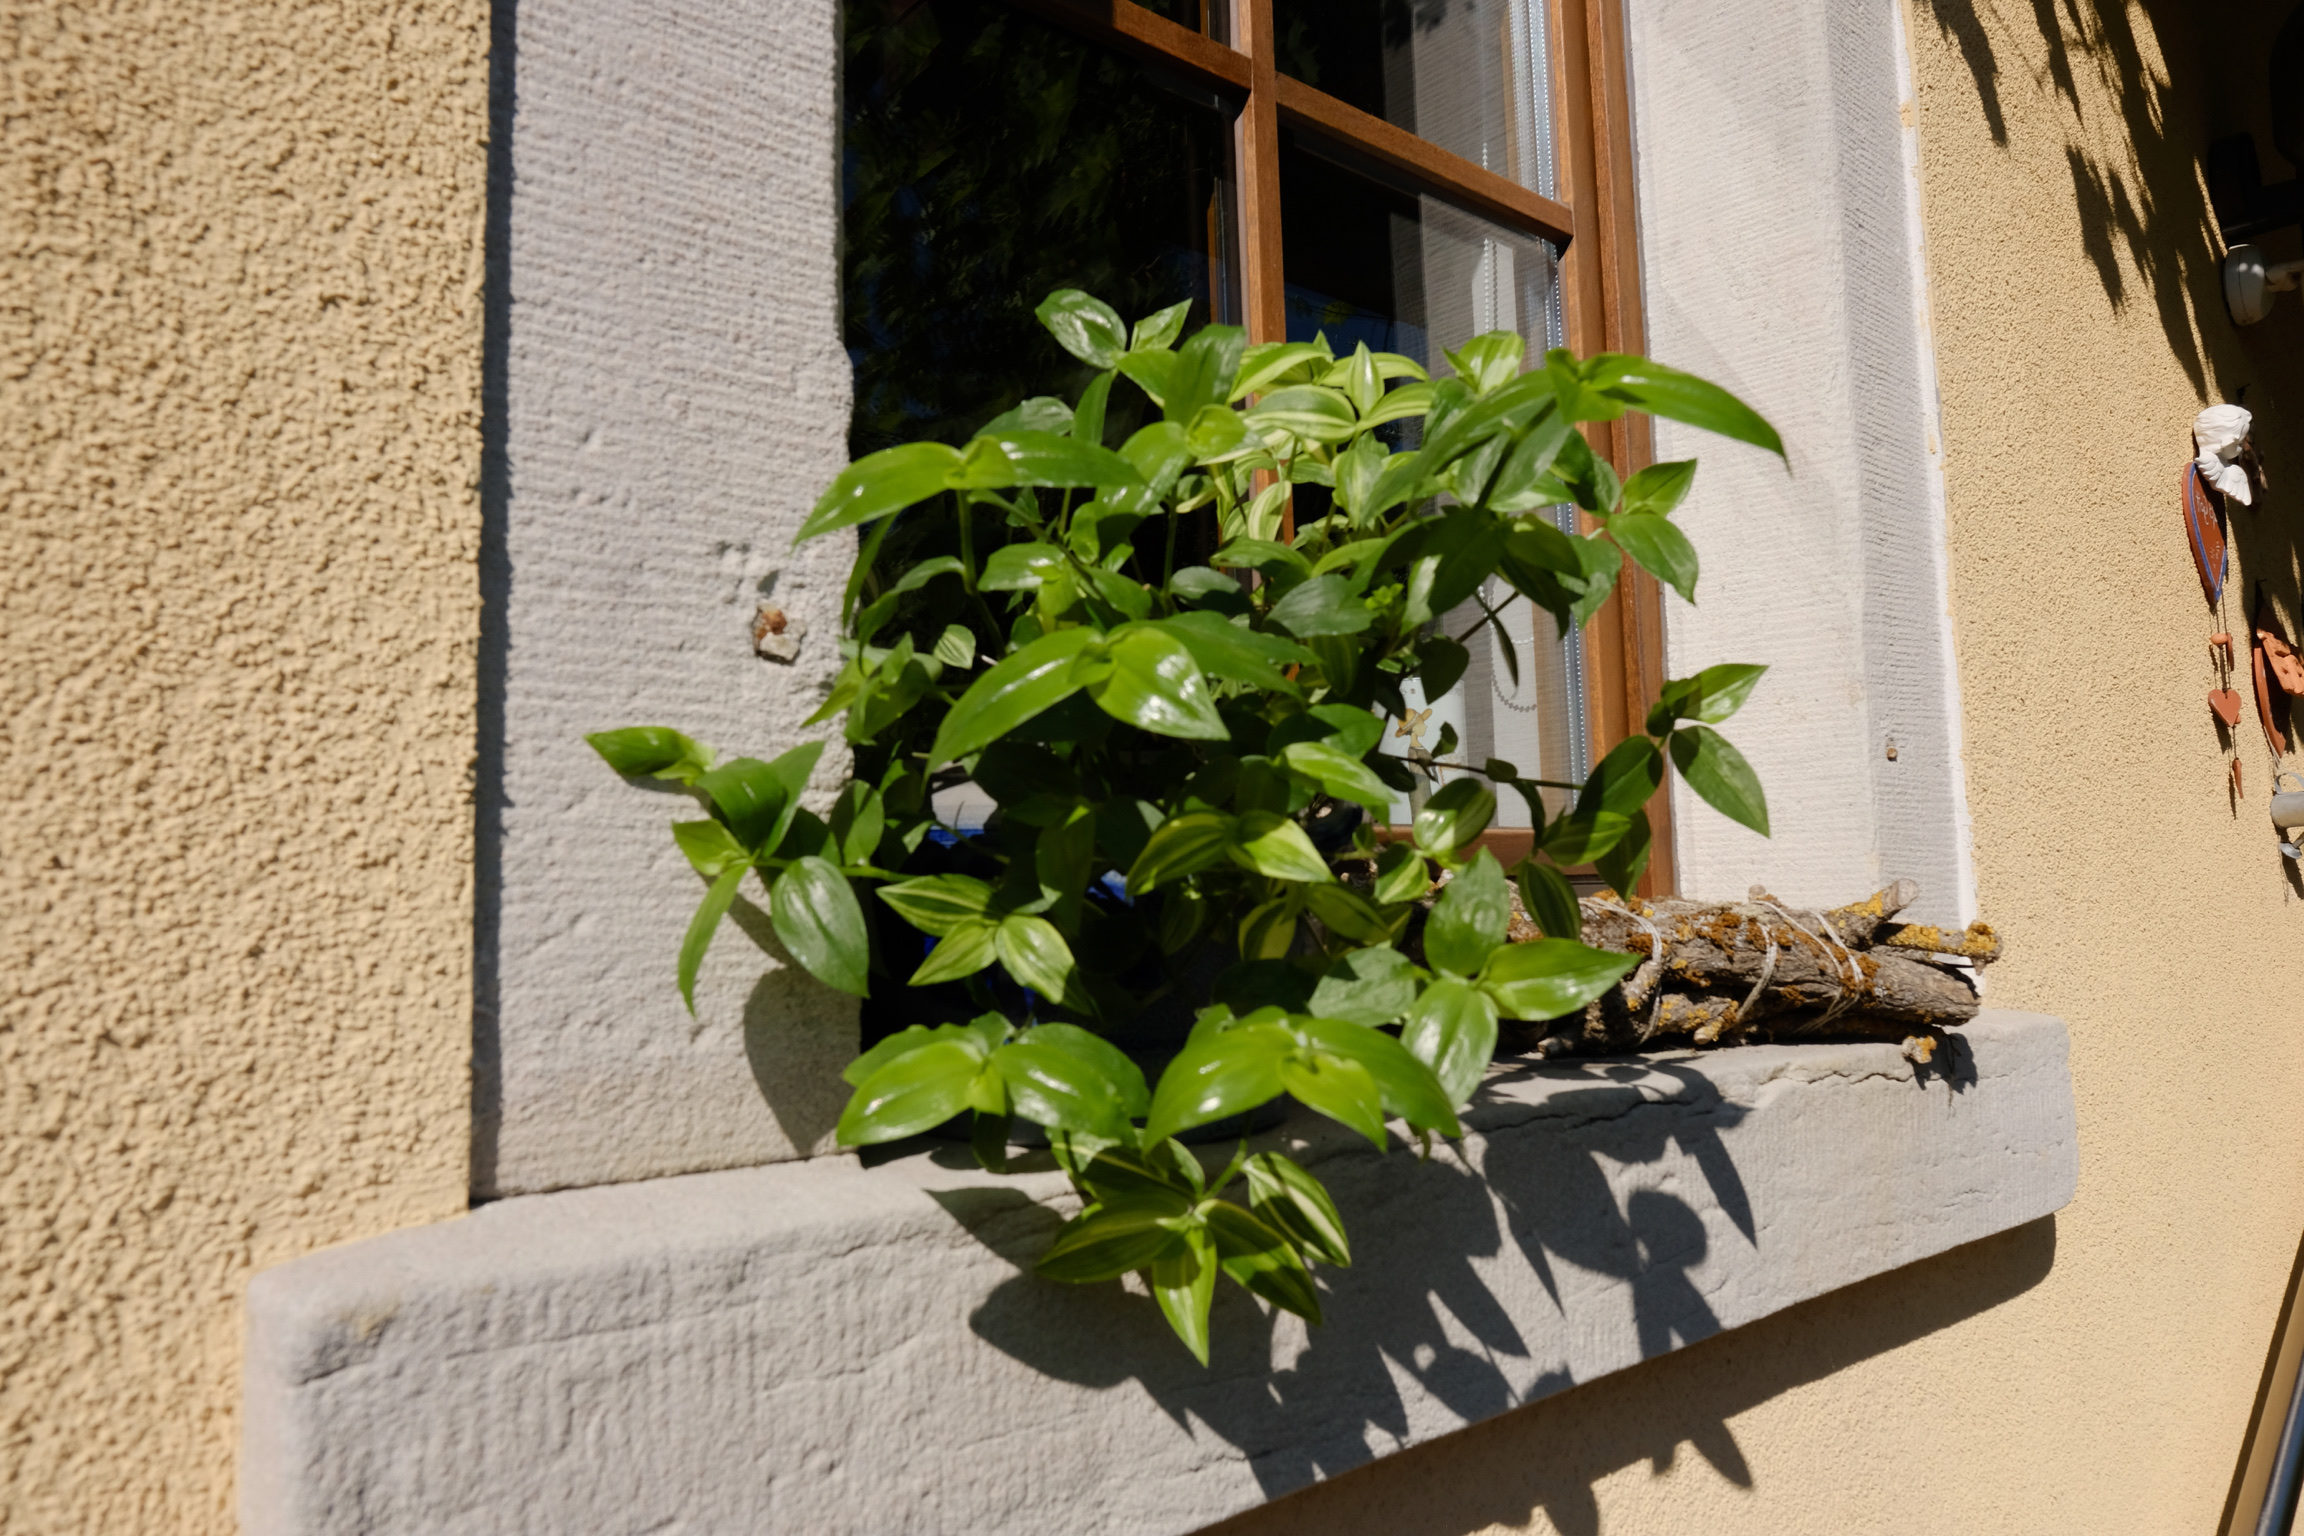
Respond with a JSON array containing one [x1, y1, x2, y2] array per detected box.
[[243, 1010, 2075, 1535]]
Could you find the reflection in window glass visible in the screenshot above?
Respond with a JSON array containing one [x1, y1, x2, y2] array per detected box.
[[1131, 0, 1228, 42], [1273, 0, 1558, 198], [842, 0, 1236, 457], [1281, 137, 1584, 826]]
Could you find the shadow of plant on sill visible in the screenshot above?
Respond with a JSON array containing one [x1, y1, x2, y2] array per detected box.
[[928, 1057, 1774, 1504]]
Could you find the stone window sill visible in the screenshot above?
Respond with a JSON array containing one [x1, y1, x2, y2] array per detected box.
[[243, 1010, 2075, 1535]]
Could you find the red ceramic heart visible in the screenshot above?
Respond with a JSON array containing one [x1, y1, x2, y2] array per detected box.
[[2211, 688, 2244, 726]]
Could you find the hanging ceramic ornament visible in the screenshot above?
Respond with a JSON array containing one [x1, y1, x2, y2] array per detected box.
[[2252, 588, 2298, 756], [2194, 403, 2258, 506], [2184, 459, 2229, 606]]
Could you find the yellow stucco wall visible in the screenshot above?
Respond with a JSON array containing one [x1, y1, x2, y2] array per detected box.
[[0, 0, 486, 1527], [1216, 1, 2304, 1532]]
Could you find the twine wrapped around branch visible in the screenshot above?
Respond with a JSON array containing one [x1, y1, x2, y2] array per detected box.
[[1505, 878, 1998, 1059]]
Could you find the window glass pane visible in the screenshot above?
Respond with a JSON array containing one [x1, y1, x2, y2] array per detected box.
[[1281, 137, 1583, 825], [843, 0, 1237, 457], [1131, 0, 1228, 42], [1273, 0, 1558, 198]]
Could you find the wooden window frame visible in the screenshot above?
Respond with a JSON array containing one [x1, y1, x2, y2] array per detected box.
[[1004, 0, 1674, 897]]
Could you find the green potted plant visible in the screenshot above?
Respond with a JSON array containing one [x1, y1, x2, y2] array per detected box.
[[588, 289, 1779, 1362]]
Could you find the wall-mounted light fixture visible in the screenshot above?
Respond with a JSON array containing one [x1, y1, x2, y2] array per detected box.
[[2207, 4, 2304, 325], [2225, 243, 2304, 325]]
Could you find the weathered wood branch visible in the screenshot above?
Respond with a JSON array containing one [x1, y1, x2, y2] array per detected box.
[[1499, 880, 1995, 1056]]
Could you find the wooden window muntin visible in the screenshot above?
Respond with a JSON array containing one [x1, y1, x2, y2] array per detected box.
[[995, 0, 1670, 895]]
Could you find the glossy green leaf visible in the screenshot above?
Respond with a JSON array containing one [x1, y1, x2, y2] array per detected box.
[[1036, 289, 1129, 370], [1417, 635, 1471, 700], [1229, 810, 1334, 884], [1244, 1152, 1351, 1267], [1246, 385, 1358, 443], [995, 913, 1092, 1011], [1268, 574, 1374, 638], [966, 429, 1142, 490], [1277, 702, 1385, 758], [1087, 626, 1229, 741], [1277, 740, 1391, 813], [1166, 324, 1247, 425], [1169, 565, 1247, 613], [980, 396, 1075, 438], [770, 856, 869, 997], [1037, 1196, 1190, 1284], [1579, 735, 1666, 819], [1116, 347, 1177, 408], [1413, 778, 1497, 856], [1231, 340, 1331, 400], [993, 1039, 1133, 1140], [1448, 331, 1525, 394], [1593, 806, 1655, 896], [1281, 1050, 1388, 1147], [797, 442, 964, 544], [1207, 1201, 1323, 1323], [929, 627, 1099, 764], [1517, 861, 1584, 941], [1156, 612, 1313, 687], [671, 819, 747, 878], [1132, 299, 1192, 353], [841, 1017, 998, 1089], [1650, 663, 1768, 729], [1306, 945, 1416, 1026], [1143, 1020, 1294, 1144], [1620, 458, 1698, 517], [675, 864, 746, 1013], [1236, 897, 1298, 960], [835, 1037, 984, 1146], [1023, 1022, 1151, 1118], [1401, 978, 1501, 1107], [1074, 1146, 1198, 1208], [1187, 407, 1255, 467], [1671, 725, 1770, 834], [1304, 882, 1395, 946], [1608, 511, 1699, 603], [1210, 537, 1313, 584], [1485, 410, 1576, 512], [980, 542, 1070, 592], [909, 917, 999, 985], [1359, 379, 1437, 431], [1126, 810, 1238, 895], [1297, 1016, 1461, 1137], [1074, 368, 1116, 448], [826, 782, 887, 866], [1588, 354, 1784, 457], [1541, 808, 1633, 864], [877, 873, 994, 937], [695, 757, 791, 852], [1151, 1227, 1219, 1365], [1373, 841, 1431, 904], [1425, 850, 1510, 976], [588, 726, 712, 783], [1479, 939, 1639, 1021], [852, 556, 965, 644]]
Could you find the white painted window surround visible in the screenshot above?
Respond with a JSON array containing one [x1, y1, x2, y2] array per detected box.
[[471, 0, 1978, 1199], [1627, 0, 1975, 929]]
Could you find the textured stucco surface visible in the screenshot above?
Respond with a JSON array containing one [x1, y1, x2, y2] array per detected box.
[[0, 0, 486, 1529], [1218, 3, 2304, 1533], [478, 0, 857, 1197], [242, 1014, 2073, 1535]]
